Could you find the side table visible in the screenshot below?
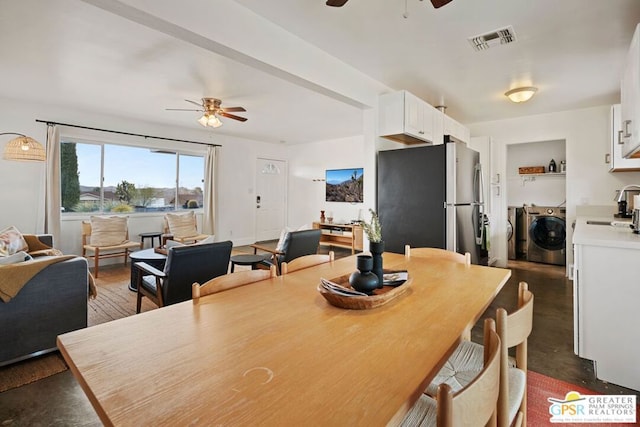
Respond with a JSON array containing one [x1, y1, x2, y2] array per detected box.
[[230, 254, 267, 273], [129, 248, 167, 292]]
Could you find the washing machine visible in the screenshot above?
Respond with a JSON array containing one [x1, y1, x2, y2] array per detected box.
[[526, 206, 566, 265], [507, 207, 516, 260]]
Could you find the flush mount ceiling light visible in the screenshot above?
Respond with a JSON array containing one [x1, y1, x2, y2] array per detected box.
[[2, 132, 46, 161], [505, 86, 538, 103]]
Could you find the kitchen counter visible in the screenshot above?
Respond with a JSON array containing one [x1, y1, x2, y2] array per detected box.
[[572, 216, 639, 249]]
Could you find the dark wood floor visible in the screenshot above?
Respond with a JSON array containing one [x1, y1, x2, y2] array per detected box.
[[476, 259, 638, 398], [1, 248, 637, 426]]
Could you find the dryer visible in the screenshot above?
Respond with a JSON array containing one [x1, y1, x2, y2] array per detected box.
[[507, 207, 516, 260], [526, 206, 566, 265]]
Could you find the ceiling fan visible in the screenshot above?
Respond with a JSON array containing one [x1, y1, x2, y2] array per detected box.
[[166, 98, 247, 128], [326, 0, 453, 8]]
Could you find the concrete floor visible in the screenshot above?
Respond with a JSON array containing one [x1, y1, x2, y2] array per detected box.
[[0, 257, 637, 425]]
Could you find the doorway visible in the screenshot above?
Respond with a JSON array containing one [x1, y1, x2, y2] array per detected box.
[[505, 140, 567, 266], [255, 158, 287, 242]]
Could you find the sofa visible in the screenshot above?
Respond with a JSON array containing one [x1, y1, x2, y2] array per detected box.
[[0, 235, 89, 366]]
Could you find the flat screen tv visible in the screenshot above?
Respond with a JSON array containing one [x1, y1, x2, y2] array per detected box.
[[326, 168, 364, 203]]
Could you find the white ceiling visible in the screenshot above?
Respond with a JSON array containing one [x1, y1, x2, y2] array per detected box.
[[1, 0, 640, 144]]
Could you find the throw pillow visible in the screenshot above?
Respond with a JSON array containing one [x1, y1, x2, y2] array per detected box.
[[0, 226, 28, 257], [90, 216, 128, 247], [0, 251, 32, 265], [166, 211, 198, 238], [275, 227, 292, 252]]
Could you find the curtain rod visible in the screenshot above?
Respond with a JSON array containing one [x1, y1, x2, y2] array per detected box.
[[35, 119, 221, 147]]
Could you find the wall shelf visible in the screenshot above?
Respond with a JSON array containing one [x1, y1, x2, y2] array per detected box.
[[518, 172, 566, 177]]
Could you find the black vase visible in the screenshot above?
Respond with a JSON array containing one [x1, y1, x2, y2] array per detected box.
[[369, 241, 384, 288], [349, 255, 379, 295]]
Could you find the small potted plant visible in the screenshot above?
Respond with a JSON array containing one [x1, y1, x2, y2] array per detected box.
[[362, 209, 384, 287]]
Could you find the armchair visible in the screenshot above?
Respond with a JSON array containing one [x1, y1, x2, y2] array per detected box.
[[162, 211, 209, 244], [135, 240, 232, 313], [251, 229, 322, 275], [82, 217, 141, 278]]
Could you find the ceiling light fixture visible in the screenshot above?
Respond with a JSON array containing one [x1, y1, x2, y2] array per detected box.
[[505, 86, 538, 103], [2, 132, 46, 161], [197, 113, 223, 128]]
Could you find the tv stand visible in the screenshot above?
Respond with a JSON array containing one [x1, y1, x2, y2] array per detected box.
[[313, 222, 363, 254]]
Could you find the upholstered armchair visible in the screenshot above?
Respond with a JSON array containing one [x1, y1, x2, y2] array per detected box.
[[251, 229, 322, 275], [82, 216, 141, 278], [135, 240, 232, 312]]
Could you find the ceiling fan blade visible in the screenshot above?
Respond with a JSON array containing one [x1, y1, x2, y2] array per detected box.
[[221, 106, 246, 113], [326, 0, 348, 7], [184, 99, 203, 107], [166, 108, 203, 112], [219, 112, 248, 122], [430, 0, 453, 8]]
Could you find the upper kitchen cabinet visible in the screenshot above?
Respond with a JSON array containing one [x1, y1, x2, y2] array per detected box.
[[608, 104, 640, 171], [443, 114, 471, 144], [621, 24, 640, 158], [379, 91, 442, 145]]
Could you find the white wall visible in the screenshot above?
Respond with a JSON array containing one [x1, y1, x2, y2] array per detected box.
[[506, 140, 566, 207], [469, 105, 640, 270], [0, 96, 286, 255], [287, 135, 369, 227]]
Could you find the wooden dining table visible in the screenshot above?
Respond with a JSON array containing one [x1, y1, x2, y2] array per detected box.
[[57, 252, 511, 426]]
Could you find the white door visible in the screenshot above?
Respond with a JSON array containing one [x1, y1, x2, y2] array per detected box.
[[255, 158, 286, 241]]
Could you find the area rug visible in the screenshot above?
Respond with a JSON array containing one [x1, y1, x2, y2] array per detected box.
[[528, 370, 638, 426], [0, 352, 68, 393]]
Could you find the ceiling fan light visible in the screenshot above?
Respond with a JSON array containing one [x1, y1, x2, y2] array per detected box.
[[197, 114, 209, 127], [505, 86, 537, 103], [207, 115, 223, 128]]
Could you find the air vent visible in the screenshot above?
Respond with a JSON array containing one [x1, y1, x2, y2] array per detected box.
[[468, 26, 516, 51]]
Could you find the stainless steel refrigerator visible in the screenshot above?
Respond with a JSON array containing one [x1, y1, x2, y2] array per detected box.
[[377, 138, 486, 264]]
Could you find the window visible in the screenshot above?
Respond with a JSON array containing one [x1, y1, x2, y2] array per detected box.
[[60, 140, 204, 214]]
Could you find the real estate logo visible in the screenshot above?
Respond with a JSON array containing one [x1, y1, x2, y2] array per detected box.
[[548, 391, 636, 423]]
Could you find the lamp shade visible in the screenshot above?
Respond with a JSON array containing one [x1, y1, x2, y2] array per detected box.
[[2, 134, 46, 161], [505, 86, 538, 103]]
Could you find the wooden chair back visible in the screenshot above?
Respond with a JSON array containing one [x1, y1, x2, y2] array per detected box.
[[404, 245, 470, 265], [438, 318, 500, 427], [281, 251, 334, 275], [192, 265, 276, 299], [496, 281, 534, 427]]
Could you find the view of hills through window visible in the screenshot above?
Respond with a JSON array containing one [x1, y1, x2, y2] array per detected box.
[[60, 141, 204, 213]]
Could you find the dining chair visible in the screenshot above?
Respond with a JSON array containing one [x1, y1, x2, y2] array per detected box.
[[81, 217, 141, 278], [404, 245, 471, 265], [280, 251, 335, 275], [192, 265, 276, 299], [401, 318, 501, 427], [425, 281, 533, 427], [135, 240, 232, 313], [251, 229, 322, 275]]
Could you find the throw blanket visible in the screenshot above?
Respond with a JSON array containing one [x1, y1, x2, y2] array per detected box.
[[0, 256, 97, 302], [23, 234, 63, 257]]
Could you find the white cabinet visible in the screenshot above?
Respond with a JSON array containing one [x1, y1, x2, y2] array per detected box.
[[608, 104, 640, 171], [621, 24, 640, 158], [378, 90, 441, 145], [443, 114, 470, 144], [573, 241, 640, 391]]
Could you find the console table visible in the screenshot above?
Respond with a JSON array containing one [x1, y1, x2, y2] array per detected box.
[[312, 222, 363, 254]]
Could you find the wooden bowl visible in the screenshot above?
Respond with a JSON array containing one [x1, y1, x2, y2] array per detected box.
[[318, 274, 411, 310]]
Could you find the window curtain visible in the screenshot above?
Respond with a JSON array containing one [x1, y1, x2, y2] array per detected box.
[[44, 124, 61, 243], [202, 145, 217, 235]]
